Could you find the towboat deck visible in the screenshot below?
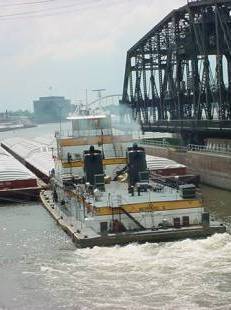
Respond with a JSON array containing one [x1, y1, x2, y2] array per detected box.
[[40, 190, 226, 248], [92, 181, 193, 208]]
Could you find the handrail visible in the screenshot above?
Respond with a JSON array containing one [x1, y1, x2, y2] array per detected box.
[[140, 139, 231, 155]]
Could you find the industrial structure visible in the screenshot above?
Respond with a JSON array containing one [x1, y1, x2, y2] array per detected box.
[[122, 0, 231, 143]]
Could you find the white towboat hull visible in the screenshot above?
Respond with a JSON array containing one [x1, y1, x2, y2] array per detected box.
[[40, 191, 226, 248]]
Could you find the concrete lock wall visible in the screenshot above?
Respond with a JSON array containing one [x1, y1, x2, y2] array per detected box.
[[144, 146, 231, 191]]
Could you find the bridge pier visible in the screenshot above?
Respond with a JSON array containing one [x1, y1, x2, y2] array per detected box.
[[180, 131, 205, 146]]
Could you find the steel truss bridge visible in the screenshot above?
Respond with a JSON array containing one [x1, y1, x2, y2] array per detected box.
[[121, 0, 231, 143]]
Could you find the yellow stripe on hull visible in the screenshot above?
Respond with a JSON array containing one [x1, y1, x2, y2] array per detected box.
[[62, 157, 127, 168], [58, 135, 133, 147], [63, 190, 203, 216], [103, 157, 127, 165], [62, 160, 83, 168], [94, 199, 203, 216]]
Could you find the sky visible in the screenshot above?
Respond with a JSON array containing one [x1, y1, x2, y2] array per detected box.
[[0, 0, 186, 112]]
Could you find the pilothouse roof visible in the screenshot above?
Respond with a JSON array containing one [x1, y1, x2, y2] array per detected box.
[[67, 114, 107, 120]]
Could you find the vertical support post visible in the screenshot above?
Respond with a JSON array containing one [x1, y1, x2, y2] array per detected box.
[[226, 54, 231, 119], [215, 6, 225, 119], [204, 56, 212, 119], [175, 14, 183, 119], [157, 32, 163, 120], [142, 48, 149, 123], [149, 38, 157, 122], [188, 8, 200, 119]]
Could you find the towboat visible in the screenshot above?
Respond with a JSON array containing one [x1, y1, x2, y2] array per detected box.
[[40, 114, 226, 247]]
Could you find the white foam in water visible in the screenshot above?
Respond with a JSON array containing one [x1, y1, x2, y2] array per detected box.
[[38, 234, 231, 310]]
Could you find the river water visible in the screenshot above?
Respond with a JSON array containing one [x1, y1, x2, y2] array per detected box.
[[0, 124, 231, 310]]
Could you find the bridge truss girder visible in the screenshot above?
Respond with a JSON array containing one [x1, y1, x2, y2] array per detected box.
[[122, 0, 231, 122]]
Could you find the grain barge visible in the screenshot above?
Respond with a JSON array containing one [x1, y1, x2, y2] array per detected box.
[[0, 146, 40, 202], [1, 137, 54, 183]]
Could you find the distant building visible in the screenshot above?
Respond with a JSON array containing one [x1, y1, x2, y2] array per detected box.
[[33, 96, 72, 123]]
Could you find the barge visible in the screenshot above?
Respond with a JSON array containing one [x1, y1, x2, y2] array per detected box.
[[0, 146, 40, 202], [146, 155, 187, 176], [1, 137, 54, 183], [40, 114, 225, 247]]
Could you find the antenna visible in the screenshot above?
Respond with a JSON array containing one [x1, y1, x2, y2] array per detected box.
[[92, 89, 106, 97], [74, 99, 83, 113], [92, 89, 106, 110], [48, 86, 53, 97], [59, 102, 62, 134], [85, 89, 88, 110]]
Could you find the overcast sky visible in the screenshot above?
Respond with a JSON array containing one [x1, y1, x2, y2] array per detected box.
[[0, 0, 185, 112]]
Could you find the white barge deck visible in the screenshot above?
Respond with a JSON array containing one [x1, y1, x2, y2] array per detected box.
[[1, 137, 54, 183]]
